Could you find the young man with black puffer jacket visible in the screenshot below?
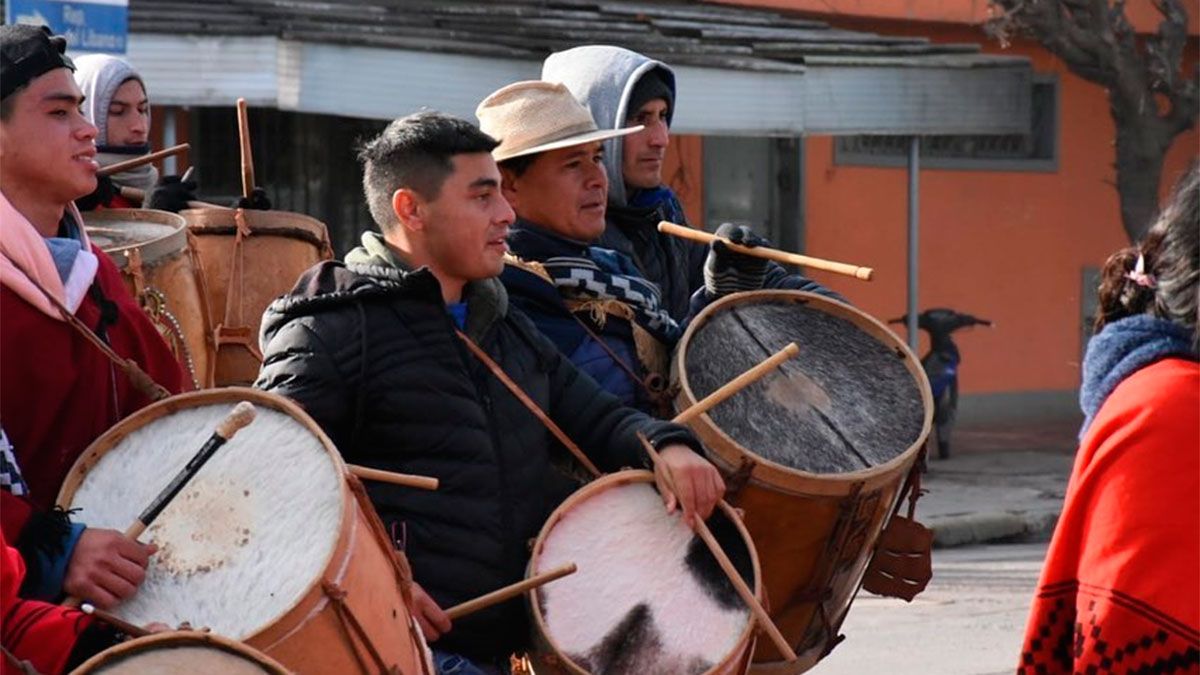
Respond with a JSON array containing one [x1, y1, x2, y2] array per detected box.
[[256, 111, 723, 674]]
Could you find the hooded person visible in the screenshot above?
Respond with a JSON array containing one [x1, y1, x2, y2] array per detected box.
[[1, 24, 182, 613], [542, 45, 844, 321]]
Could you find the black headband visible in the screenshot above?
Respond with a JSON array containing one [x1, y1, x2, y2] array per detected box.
[[1, 24, 75, 101]]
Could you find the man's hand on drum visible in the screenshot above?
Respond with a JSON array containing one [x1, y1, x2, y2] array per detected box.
[[411, 581, 451, 642], [64, 528, 157, 609], [655, 444, 726, 529]]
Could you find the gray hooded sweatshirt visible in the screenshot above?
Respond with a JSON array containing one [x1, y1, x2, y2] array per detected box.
[[74, 54, 157, 191], [542, 45, 675, 207]]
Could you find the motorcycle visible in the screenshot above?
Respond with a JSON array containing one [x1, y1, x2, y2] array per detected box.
[[889, 309, 992, 459]]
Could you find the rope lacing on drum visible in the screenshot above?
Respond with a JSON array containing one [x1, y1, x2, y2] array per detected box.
[[320, 579, 397, 675]]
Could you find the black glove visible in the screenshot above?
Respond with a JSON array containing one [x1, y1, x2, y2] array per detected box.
[[704, 222, 770, 297], [233, 187, 272, 211], [75, 175, 117, 212], [146, 175, 199, 213]]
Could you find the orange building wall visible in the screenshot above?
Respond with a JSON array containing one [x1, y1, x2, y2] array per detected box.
[[662, 22, 1197, 397]]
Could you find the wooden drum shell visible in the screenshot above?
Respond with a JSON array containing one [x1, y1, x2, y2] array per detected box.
[[181, 209, 333, 387], [70, 630, 292, 674], [672, 291, 933, 674]]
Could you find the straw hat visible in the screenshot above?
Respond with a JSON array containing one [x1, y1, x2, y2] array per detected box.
[[477, 80, 643, 162]]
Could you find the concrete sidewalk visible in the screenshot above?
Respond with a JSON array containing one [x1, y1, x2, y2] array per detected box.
[[915, 421, 1078, 548]]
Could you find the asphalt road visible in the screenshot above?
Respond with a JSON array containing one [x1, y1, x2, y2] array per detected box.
[[812, 543, 1048, 675]]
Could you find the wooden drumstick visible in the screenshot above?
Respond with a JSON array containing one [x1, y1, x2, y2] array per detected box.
[[637, 433, 798, 662], [658, 221, 874, 281], [444, 563, 577, 621], [673, 342, 800, 424], [62, 404, 256, 608], [81, 603, 151, 638], [118, 185, 226, 210], [347, 464, 439, 491], [98, 144, 190, 177], [236, 98, 255, 199]]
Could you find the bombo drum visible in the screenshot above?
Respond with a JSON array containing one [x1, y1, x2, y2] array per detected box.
[[83, 209, 214, 389], [529, 470, 761, 675], [673, 291, 932, 673], [182, 208, 333, 386], [57, 388, 433, 675]]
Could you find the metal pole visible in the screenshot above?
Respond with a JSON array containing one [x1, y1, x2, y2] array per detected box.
[[906, 136, 920, 352], [162, 108, 178, 175]]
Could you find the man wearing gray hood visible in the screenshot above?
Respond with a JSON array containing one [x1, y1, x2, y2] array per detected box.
[[542, 45, 843, 320]]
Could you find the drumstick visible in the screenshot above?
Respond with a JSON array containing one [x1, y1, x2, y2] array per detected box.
[[98, 144, 190, 177], [444, 563, 577, 621], [236, 98, 255, 199], [637, 433, 798, 662], [673, 343, 799, 424], [658, 221, 874, 281], [81, 603, 150, 638], [346, 464, 439, 491], [118, 185, 226, 210]]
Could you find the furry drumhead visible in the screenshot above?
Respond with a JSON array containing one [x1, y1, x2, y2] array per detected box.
[[535, 482, 753, 674], [684, 298, 925, 474], [67, 405, 342, 638], [84, 644, 278, 674]]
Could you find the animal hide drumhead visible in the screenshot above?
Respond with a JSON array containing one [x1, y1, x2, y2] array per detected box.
[[66, 405, 343, 638], [534, 481, 754, 674], [84, 644, 277, 674], [684, 297, 925, 474]]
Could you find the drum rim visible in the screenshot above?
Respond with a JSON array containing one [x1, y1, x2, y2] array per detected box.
[[527, 469, 762, 675], [70, 629, 292, 674], [56, 387, 352, 647], [181, 207, 332, 248], [673, 290, 934, 489], [82, 208, 188, 269]]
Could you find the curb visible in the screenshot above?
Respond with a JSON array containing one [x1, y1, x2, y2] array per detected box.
[[927, 509, 1060, 548]]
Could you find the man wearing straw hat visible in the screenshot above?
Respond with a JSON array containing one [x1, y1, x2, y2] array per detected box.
[[478, 80, 686, 415], [542, 45, 843, 320], [256, 110, 724, 672], [0, 25, 183, 615]]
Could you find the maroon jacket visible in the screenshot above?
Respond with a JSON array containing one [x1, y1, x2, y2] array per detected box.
[[1, 244, 185, 539]]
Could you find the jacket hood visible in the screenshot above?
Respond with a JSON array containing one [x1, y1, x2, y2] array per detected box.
[[542, 45, 675, 206], [74, 54, 145, 148], [260, 231, 508, 347]]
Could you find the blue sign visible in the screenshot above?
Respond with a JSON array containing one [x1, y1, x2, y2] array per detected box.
[[6, 0, 129, 54]]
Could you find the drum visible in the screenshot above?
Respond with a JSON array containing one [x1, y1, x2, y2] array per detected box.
[[673, 291, 932, 674], [57, 388, 433, 675], [70, 631, 290, 674], [181, 208, 333, 386], [84, 209, 214, 389], [529, 470, 761, 675]]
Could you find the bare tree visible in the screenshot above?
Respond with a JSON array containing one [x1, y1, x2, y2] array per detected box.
[[987, 0, 1198, 242]]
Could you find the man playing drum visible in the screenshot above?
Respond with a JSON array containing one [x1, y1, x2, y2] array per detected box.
[[0, 24, 183, 612], [256, 111, 725, 673], [542, 45, 845, 319]]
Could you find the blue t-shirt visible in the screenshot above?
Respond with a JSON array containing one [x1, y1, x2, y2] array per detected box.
[[447, 302, 468, 329]]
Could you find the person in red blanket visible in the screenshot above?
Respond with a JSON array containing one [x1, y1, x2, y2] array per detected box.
[[1018, 164, 1199, 673], [0, 25, 184, 610]]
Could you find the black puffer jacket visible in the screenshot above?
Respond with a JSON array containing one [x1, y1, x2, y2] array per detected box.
[[255, 234, 699, 660]]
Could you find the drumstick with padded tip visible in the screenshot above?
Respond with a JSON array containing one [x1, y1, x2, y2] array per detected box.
[[673, 342, 800, 424], [98, 144, 190, 177], [444, 563, 577, 621], [236, 98, 255, 199], [658, 221, 873, 281], [81, 603, 151, 638], [346, 464, 439, 491], [637, 433, 798, 662], [64, 402, 257, 608]]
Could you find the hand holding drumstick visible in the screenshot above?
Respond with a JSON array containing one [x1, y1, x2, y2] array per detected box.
[[653, 443, 725, 528]]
